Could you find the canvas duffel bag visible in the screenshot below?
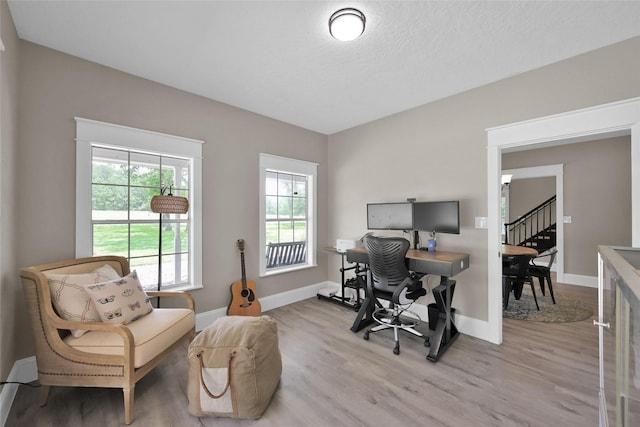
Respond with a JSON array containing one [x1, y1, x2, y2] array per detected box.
[[187, 315, 282, 419]]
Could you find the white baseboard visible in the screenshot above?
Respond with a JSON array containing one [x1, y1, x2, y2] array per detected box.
[[334, 284, 490, 343], [196, 281, 491, 338], [562, 273, 598, 288], [1, 356, 37, 427], [455, 315, 492, 342], [408, 301, 490, 342], [196, 281, 331, 331]]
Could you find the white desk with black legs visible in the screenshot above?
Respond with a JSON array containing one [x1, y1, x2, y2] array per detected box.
[[345, 247, 470, 362]]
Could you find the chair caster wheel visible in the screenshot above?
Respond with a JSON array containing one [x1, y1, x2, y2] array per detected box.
[[363, 331, 369, 341], [393, 344, 400, 355], [424, 338, 430, 347]]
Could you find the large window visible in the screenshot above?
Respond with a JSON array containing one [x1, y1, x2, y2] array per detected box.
[[76, 118, 203, 291], [259, 153, 317, 276]]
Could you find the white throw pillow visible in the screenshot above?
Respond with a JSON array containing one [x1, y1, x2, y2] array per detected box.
[[84, 270, 153, 325], [46, 264, 121, 337]]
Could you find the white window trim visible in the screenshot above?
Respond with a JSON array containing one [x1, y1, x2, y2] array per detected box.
[[75, 117, 204, 291], [259, 153, 318, 277]]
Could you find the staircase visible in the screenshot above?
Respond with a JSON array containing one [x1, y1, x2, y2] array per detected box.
[[520, 224, 556, 252], [504, 195, 556, 253]]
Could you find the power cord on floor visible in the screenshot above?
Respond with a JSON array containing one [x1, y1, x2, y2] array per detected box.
[[0, 381, 41, 387]]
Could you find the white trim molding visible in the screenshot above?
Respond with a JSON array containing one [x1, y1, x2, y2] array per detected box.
[[74, 117, 204, 291], [502, 164, 565, 283], [563, 274, 598, 288], [258, 153, 319, 277], [487, 97, 640, 345], [0, 356, 37, 427], [195, 280, 329, 331]]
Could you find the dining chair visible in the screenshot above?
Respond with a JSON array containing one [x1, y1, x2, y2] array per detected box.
[[503, 254, 539, 310], [528, 248, 557, 304]]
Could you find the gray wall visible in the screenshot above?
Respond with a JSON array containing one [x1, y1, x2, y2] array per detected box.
[[1, 0, 20, 386], [327, 36, 640, 322], [2, 5, 640, 377], [508, 177, 555, 222], [10, 40, 328, 361], [503, 136, 632, 276]]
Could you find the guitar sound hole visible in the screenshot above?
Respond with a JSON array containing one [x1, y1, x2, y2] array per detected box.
[[241, 289, 249, 298]]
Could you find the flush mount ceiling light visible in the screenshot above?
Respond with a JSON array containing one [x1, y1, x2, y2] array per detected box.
[[501, 174, 513, 185], [329, 8, 366, 41]]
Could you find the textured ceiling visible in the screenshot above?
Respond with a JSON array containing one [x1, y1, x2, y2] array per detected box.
[[7, 0, 640, 135]]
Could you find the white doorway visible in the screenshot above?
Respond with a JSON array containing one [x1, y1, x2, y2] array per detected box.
[[486, 97, 640, 345], [502, 165, 564, 282]]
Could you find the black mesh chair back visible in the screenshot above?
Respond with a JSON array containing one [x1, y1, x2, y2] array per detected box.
[[361, 235, 427, 355], [364, 235, 411, 294]]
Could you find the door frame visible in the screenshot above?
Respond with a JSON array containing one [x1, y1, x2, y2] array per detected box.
[[502, 164, 564, 282], [486, 97, 640, 345]]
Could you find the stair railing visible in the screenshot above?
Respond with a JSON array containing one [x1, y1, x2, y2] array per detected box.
[[504, 195, 556, 247]]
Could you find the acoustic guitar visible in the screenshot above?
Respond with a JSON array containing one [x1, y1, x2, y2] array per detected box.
[[227, 239, 261, 316]]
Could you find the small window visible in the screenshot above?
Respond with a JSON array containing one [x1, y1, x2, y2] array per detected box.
[[259, 154, 317, 276]]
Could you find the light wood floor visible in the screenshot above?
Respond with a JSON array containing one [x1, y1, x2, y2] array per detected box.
[[6, 280, 599, 427]]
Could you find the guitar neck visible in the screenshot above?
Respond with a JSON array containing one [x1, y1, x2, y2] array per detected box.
[[240, 251, 247, 290]]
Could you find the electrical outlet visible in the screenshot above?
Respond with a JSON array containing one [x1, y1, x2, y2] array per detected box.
[[563, 216, 572, 224]]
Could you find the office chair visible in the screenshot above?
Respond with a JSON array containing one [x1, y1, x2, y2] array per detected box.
[[361, 235, 428, 355], [503, 254, 538, 310], [528, 248, 557, 304]]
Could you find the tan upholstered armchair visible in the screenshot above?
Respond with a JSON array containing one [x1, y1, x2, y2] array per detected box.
[[20, 256, 196, 425]]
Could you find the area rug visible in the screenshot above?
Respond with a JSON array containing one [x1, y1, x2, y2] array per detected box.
[[503, 288, 594, 322]]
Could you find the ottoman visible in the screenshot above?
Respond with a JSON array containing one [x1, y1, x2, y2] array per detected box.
[[187, 315, 282, 419]]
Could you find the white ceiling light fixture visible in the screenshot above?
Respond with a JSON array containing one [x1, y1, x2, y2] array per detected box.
[[501, 174, 513, 185], [329, 8, 366, 41]]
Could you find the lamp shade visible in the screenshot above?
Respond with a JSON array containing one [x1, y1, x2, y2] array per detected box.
[[329, 8, 365, 41], [150, 194, 189, 214]]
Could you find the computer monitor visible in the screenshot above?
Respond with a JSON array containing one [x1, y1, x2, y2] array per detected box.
[[366, 202, 413, 230], [412, 201, 460, 234]]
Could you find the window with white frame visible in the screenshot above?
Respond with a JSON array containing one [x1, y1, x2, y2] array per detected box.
[[259, 153, 317, 276], [76, 118, 203, 291]]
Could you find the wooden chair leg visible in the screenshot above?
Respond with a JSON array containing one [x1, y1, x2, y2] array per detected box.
[[39, 385, 51, 407], [123, 386, 135, 425]]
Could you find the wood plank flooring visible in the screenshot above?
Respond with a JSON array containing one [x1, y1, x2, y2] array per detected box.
[[5, 280, 599, 427]]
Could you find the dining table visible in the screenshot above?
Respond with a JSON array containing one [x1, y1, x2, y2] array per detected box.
[[502, 244, 539, 257]]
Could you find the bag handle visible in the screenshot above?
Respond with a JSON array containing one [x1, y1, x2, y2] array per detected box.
[[197, 350, 236, 399]]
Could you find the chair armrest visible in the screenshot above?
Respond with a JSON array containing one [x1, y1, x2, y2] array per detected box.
[[530, 254, 550, 267], [147, 291, 195, 310], [45, 312, 135, 364], [392, 276, 424, 304]]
